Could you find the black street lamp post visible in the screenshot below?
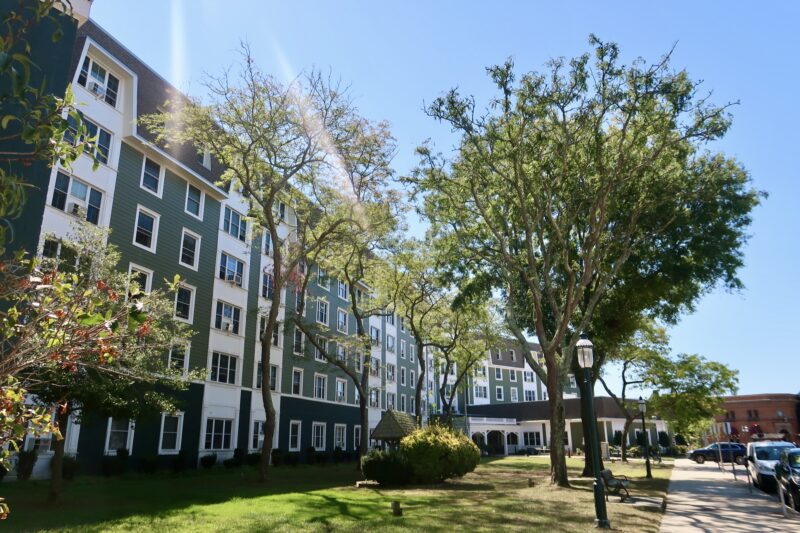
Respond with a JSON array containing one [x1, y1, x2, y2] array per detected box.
[[577, 333, 610, 529], [639, 397, 653, 479]]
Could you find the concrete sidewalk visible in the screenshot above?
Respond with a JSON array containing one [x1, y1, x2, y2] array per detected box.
[[659, 458, 794, 532]]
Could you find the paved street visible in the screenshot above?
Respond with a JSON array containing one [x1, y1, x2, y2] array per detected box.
[[659, 458, 795, 532]]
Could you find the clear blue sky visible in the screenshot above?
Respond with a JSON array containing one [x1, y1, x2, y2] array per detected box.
[[91, 1, 799, 396]]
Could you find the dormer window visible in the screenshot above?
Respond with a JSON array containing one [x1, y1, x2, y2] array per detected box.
[[77, 56, 119, 108]]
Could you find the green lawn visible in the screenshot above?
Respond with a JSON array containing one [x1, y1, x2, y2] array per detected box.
[[1, 456, 673, 532]]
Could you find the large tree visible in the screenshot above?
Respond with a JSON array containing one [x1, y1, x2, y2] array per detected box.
[[407, 37, 760, 486], [146, 45, 396, 481]]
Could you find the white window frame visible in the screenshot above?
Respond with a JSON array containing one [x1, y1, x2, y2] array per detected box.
[[410, 370, 416, 386], [317, 266, 330, 290], [178, 228, 201, 270], [354, 425, 361, 450], [475, 385, 488, 399], [292, 367, 303, 395], [209, 351, 238, 385], [288, 420, 302, 451], [334, 424, 346, 450], [337, 309, 348, 333], [315, 337, 328, 362], [219, 251, 245, 287], [173, 283, 196, 324], [222, 205, 247, 242], [168, 341, 190, 377], [495, 367, 502, 380], [335, 378, 347, 403], [510, 350, 516, 362], [568, 374, 577, 388], [387, 334, 396, 353], [400, 394, 406, 412], [157, 411, 184, 455], [127, 262, 153, 294], [387, 392, 396, 410], [76, 54, 120, 108], [410, 397, 416, 415], [293, 327, 304, 355], [400, 367, 406, 386], [312, 422, 326, 451], [132, 204, 160, 253], [204, 417, 234, 450], [338, 280, 348, 300], [400, 339, 406, 359], [184, 181, 205, 220], [104, 417, 135, 455], [140, 157, 164, 198], [409, 345, 415, 363], [525, 389, 536, 402], [510, 370, 517, 382], [251, 420, 265, 451], [496, 387, 504, 401], [313, 373, 327, 400], [510, 388, 519, 402], [316, 299, 329, 326]]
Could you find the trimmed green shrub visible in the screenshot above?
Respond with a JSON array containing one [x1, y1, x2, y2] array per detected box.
[[15, 450, 37, 480], [61, 455, 78, 480], [306, 446, 317, 464], [246, 452, 261, 466], [233, 448, 246, 466], [400, 424, 480, 484], [284, 452, 300, 467], [222, 458, 239, 468], [361, 450, 411, 485], [101, 452, 128, 476], [675, 434, 687, 446], [171, 450, 188, 473], [200, 453, 217, 469], [140, 454, 159, 474], [271, 448, 284, 466]]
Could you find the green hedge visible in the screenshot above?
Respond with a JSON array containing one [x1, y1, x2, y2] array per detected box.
[[361, 450, 411, 485]]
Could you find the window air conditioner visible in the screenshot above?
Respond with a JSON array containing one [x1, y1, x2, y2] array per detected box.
[[89, 81, 106, 97], [234, 274, 242, 285], [222, 321, 232, 332], [68, 202, 83, 217]]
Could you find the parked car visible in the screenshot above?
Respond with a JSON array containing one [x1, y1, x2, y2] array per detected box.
[[775, 448, 800, 511], [687, 442, 746, 464], [746, 441, 795, 489]]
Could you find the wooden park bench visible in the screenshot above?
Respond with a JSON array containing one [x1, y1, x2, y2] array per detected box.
[[600, 469, 631, 502]]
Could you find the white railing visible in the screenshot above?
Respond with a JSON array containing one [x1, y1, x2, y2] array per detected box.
[[468, 417, 517, 425]]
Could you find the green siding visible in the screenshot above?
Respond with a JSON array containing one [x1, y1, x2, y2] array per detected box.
[[109, 141, 220, 372]]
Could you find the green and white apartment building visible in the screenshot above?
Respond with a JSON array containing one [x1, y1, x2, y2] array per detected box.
[[18, 9, 421, 478], [424, 341, 668, 456]]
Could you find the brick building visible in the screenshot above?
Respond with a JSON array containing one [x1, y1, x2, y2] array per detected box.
[[717, 393, 800, 443]]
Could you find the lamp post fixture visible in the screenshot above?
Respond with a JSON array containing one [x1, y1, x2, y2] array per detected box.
[[577, 333, 610, 529], [639, 397, 653, 479]]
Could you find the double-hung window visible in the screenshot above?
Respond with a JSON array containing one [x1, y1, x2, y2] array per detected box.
[[317, 266, 330, 290], [168, 342, 189, 375], [83, 118, 111, 164], [256, 364, 277, 391], [77, 55, 120, 107], [338, 280, 348, 300], [179, 229, 200, 270], [409, 345, 415, 363], [128, 263, 153, 295], [314, 374, 327, 400], [410, 370, 416, 386], [288, 420, 301, 451], [159, 412, 183, 454], [134, 206, 159, 251], [51, 171, 103, 224], [140, 157, 162, 196], [475, 385, 488, 399], [312, 422, 326, 451], [400, 367, 406, 386], [336, 345, 346, 361], [185, 183, 203, 218], [524, 371, 534, 383], [334, 424, 346, 450], [525, 390, 536, 401], [387, 392, 396, 409], [317, 300, 329, 326], [386, 363, 396, 382], [204, 418, 233, 450], [223, 206, 247, 241], [496, 387, 504, 401], [494, 368, 503, 380], [262, 272, 274, 299], [337, 309, 348, 333], [386, 313, 395, 326], [335, 379, 346, 402], [315, 337, 327, 361], [218, 253, 244, 287], [386, 335, 395, 353], [510, 388, 519, 402], [369, 388, 380, 408], [399, 394, 406, 412], [292, 369, 303, 395], [263, 232, 272, 256], [251, 421, 265, 450], [510, 371, 517, 382], [210, 352, 237, 385], [400, 340, 406, 359], [215, 301, 241, 334], [105, 418, 134, 455], [174, 284, 195, 323], [293, 328, 304, 355]]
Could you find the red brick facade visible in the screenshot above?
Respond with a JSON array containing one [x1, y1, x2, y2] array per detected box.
[[716, 393, 799, 443]]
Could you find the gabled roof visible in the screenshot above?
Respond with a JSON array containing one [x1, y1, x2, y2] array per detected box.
[[371, 409, 417, 441]]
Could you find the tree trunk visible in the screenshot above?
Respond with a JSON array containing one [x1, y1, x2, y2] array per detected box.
[[47, 407, 70, 503], [415, 364, 425, 427], [621, 416, 634, 462], [358, 363, 370, 470], [258, 329, 277, 482], [548, 372, 570, 487]]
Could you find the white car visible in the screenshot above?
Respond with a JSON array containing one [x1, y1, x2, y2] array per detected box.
[[746, 440, 796, 488]]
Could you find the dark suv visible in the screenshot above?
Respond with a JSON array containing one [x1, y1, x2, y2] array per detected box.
[[688, 442, 746, 464], [775, 448, 800, 511]]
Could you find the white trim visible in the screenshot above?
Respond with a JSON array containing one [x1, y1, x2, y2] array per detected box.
[[250, 419, 265, 451], [173, 282, 196, 324], [168, 340, 191, 377], [496, 386, 504, 401], [337, 280, 348, 300], [337, 309, 348, 333], [311, 421, 326, 451], [317, 265, 330, 290], [288, 419, 302, 451], [127, 262, 153, 294], [157, 411, 184, 455], [208, 351, 239, 386], [292, 367, 304, 395], [179, 228, 201, 271], [313, 373, 327, 400], [316, 298, 329, 326], [354, 425, 361, 451], [132, 204, 160, 253], [184, 180, 205, 220], [333, 423, 347, 451], [104, 417, 135, 455], [140, 156, 165, 198], [335, 378, 347, 403]]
